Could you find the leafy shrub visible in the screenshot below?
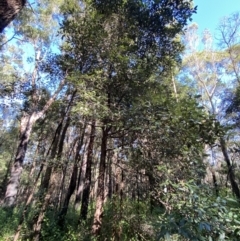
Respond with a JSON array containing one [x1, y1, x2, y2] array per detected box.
[[156, 182, 240, 241]]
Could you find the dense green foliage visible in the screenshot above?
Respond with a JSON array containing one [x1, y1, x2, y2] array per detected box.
[[0, 0, 240, 240]]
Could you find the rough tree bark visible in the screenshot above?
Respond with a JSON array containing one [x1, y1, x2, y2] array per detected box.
[[74, 126, 89, 209], [107, 151, 113, 199], [33, 89, 75, 240], [0, 0, 26, 32], [32, 120, 64, 241], [220, 137, 240, 200], [58, 125, 86, 225], [80, 120, 96, 220], [92, 125, 109, 236], [13, 163, 44, 241]]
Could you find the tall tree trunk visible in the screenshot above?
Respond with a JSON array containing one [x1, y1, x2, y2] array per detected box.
[[33, 180, 55, 241], [92, 126, 109, 236], [0, 0, 26, 33], [4, 78, 65, 206], [74, 125, 88, 209], [13, 164, 44, 241], [40, 121, 62, 192], [104, 155, 109, 204], [0, 143, 16, 199], [146, 167, 156, 213], [80, 120, 96, 220], [55, 90, 77, 208], [54, 116, 71, 208], [58, 135, 79, 209], [107, 151, 113, 199], [57, 116, 71, 159], [220, 137, 240, 200], [4, 113, 38, 206], [114, 152, 121, 197], [57, 124, 86, 225], [32, 119, 65, 241], [58, 163, 78, 226], [13, 139, 46, 240], [211, 168, 219, 197]]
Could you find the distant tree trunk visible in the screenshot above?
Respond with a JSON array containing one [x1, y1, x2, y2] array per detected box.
[[109, 150, 116, 197], [58, 163, 78, 226], [32, 98, 73, 240], [17, 140, 43, 204], [33, 186, 54, 241], [74, 126, 89, 209], [41, 121, 62, 191], [104, 156, 109, 203], [54, 116, 71, 209], [13, 164, 44, 241], [32, 120, 64, 241], [220, 137, 240, 200], [107, 151, 113, 199], [90, 151, 100, 200], [80, 120, 96, 220], [114, 153, 121, 196], [145, 167, 156, 213], [57, 122, 85, 225], [56, 90, 77, 208], [57, 116, 70, 158], [58, 135, 80, 209], [92, 125, 109, 236], [211, 169, 219, 196], [0, 0, 26, 32]]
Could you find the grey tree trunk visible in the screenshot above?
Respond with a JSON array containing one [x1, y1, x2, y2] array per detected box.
[[4, 78, 65, 206], [32, 120, 63, 241], [0, 0, 26, 32], [4, 113, 38, 206]]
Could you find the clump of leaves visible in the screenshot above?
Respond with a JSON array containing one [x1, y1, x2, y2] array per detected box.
[[156, 182, 240, 241], [100, 198, 155, 241]]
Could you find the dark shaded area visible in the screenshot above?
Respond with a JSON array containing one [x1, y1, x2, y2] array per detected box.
[[0, 0, 26, 33]]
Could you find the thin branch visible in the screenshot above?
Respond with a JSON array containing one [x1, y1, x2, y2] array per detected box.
[[0, 32, 17, 49]]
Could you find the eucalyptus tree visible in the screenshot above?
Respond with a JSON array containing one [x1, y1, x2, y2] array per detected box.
[[221, 12, 240, 122], [181, 24, 224, 114], [217, 12, 240, 84], [181, 17, 240, 200], [1, 0, 66, 206], [61, 0, 196, 235], [218, 12, 240, 200]]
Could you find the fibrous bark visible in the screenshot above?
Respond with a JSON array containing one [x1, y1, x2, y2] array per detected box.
[[4, 113, 38, 206], [80, 120, 96, 220], [92, 126, 109, 236], [32, 121, 63, 241], [58, 122, 83, 226], [4, 78, 65, 206], [0, 0, 26, 32], [220, 137, 240, 200]]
